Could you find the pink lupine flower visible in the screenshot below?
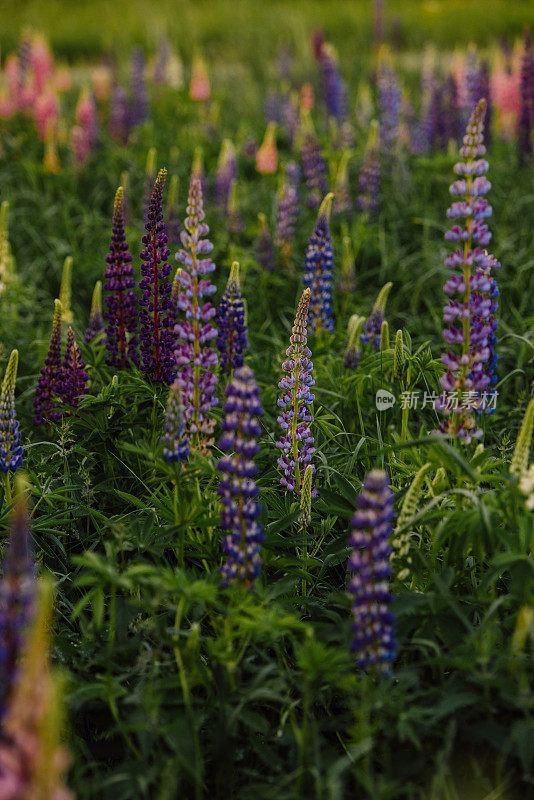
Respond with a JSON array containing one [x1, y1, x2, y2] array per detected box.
[[189, 56, 210, 102], [75, 88, 97, 147], [34, 90, 59, 141], [256, 122, 278, 174], [29, 35, 54, 94], [4, 56, 20, 107]]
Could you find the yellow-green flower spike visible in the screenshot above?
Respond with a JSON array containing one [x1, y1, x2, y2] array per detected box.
[[393, 329, 404, 380], [145, 146, 157, 180], [373, 281, 393, 315], [59, 256, 73, 325], [91, 280, 102, 317], [168, 174, 179, 209], [391, 462, 431, 580], [0, 200, 16, 286], [380, 320, 389, 352], [299, 464, 313, 526], [193, 146, 204, 178], [510, 395, 534, 476]]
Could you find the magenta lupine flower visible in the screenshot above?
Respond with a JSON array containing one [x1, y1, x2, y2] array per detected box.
[[0, 351, 23, 474], [216, 262, 248, 376], [518, 29, 534, 163], [33, 300, 63, 426], [276, 161, 300, 262], [301, 117, 328, 209], [377, 59, 401, 154], [218, 365, 264, 587], [347, 469, 395, 673], [303, 193, 335, 334], [59, 328, 88, 410], [174, 171, 218, 449], [160, 380, 190, 462], [0, 482, 35, 718], [275, 288, 316, 495], [139, 169, 176, 385], [357, 121, 380, 217], [439, 98, 500, 442], [104, 187, 138, 369]]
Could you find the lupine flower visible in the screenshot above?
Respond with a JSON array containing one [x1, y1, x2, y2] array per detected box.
[[130, 47, 148, 126], [380, 320, 390, 351], [33, 300, 63, 426], [302, 193, 335, 334], [189, 55, 210, 102], [43, 124, 60, 174], [301, 114, 328, 208], [438, 99, 499, 442], [393, 329, 404, 380], [160, 380, 190, 462], [0, 476, 35, 718], [103, 187, 138, 369], [357, 120, 380, 217], [256, 122, 278, 174], [275, 288, 316, 495], [377, 56, 401, 154], [300, 82, 315, 113], [70, 124, 90, 168], [510, 395, 534, 477], [0, 351, 23, 474], [29, 34, 54, 94], [139, 169, 176, 384], [217, 365, 264, 587], [34, 89, 59, 142], [0, 202, 16, 293], [334, 150, 352, 215], [343, 314, 365, 369], [347, 469, 395, 673], [491, 53, 520, 140], [280, 91, 300, 146], [215, 139, 237, 215], [360, 282, 392, 352], [276, 161, 300, 262], [75, 87, 98, 148], [518, 29, 534, 163], [255, 213, 275, 272], [519, 463, 534, 511], [85, 281, 104, 343], [315, 41, 347, 124], [217, 262, 248, 376], [59, 256, 73, 325], [0, 579, 73, 800], [60, 327, 88, 410], [109, 83, 130, 144], [167, 174, 181, 247], [175, 170, 218, 449]]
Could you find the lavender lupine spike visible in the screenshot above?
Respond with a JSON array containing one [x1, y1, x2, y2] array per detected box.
[[316, 42, 347, 124], [0, 351, 23, 473], [256, 213, 275, 272], [377, 55, 401, 154], [303, 193, 335, 335], [347, 469, 396, 673], [518, 29, 534, 163], [275, 288, 316, 495], [109, 83, 130, 144], [139, 168, 176, 385], [275, 161, 300, 263], [33, 299, 63, 426], [439, 98, 500, 442], [301, 113, 328, 209], [104, 186, 138, 369], [217, 365, 264, 587], [175, 170, 218, 450], [60, 327, 88, 410], [357, 121, 380, 217], [217, 262, 248, 376], [360, 282, 392, 352], [215, 139, 237, 215], [0, 475, 35, 718], [160, 380, 190, 462], [129, 47, 148, 127], [85, 281, 104, 343]]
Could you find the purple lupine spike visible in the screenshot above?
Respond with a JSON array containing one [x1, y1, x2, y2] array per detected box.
[[301, 116, 328, 209], [0, 351, 23, 474], [139, 168, 176, 385], [275, 288, 316, 495], [276, 161, 300, 263], [438, 98, 500, 441], [60, 327, 88, 410], [215, 139, 237, 216], [265, 90, 282, 126], [0, 478, 36, 719], [217, 262, 248, 376], [129, 47, 148, 127], [377, 58, 401, 154], [217, 365, 264, 587], [303, 193, 335, 334], [33, 300, 63, 426], [280, 91, 299, 146], [160, 380, 190, 462], [316, 41, 347, 125], [357, 121, 380, 217], [518, 29, 534, 163], [255, 213, 275, 272], [104, 187, 138, 369], [85, 281, 104, 343], [360, 282, 392, 352], [175, 170, 218, 450], [109, 83, 130, 144], [347, 469, 396, 673]]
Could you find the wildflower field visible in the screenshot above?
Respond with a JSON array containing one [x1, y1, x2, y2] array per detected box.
[[0, 1, 534, 797]]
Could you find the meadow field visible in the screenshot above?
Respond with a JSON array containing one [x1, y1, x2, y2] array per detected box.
[[0, 1, 532, 798]]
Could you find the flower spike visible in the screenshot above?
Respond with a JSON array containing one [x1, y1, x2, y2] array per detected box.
[[0, 350, 23, 473]]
